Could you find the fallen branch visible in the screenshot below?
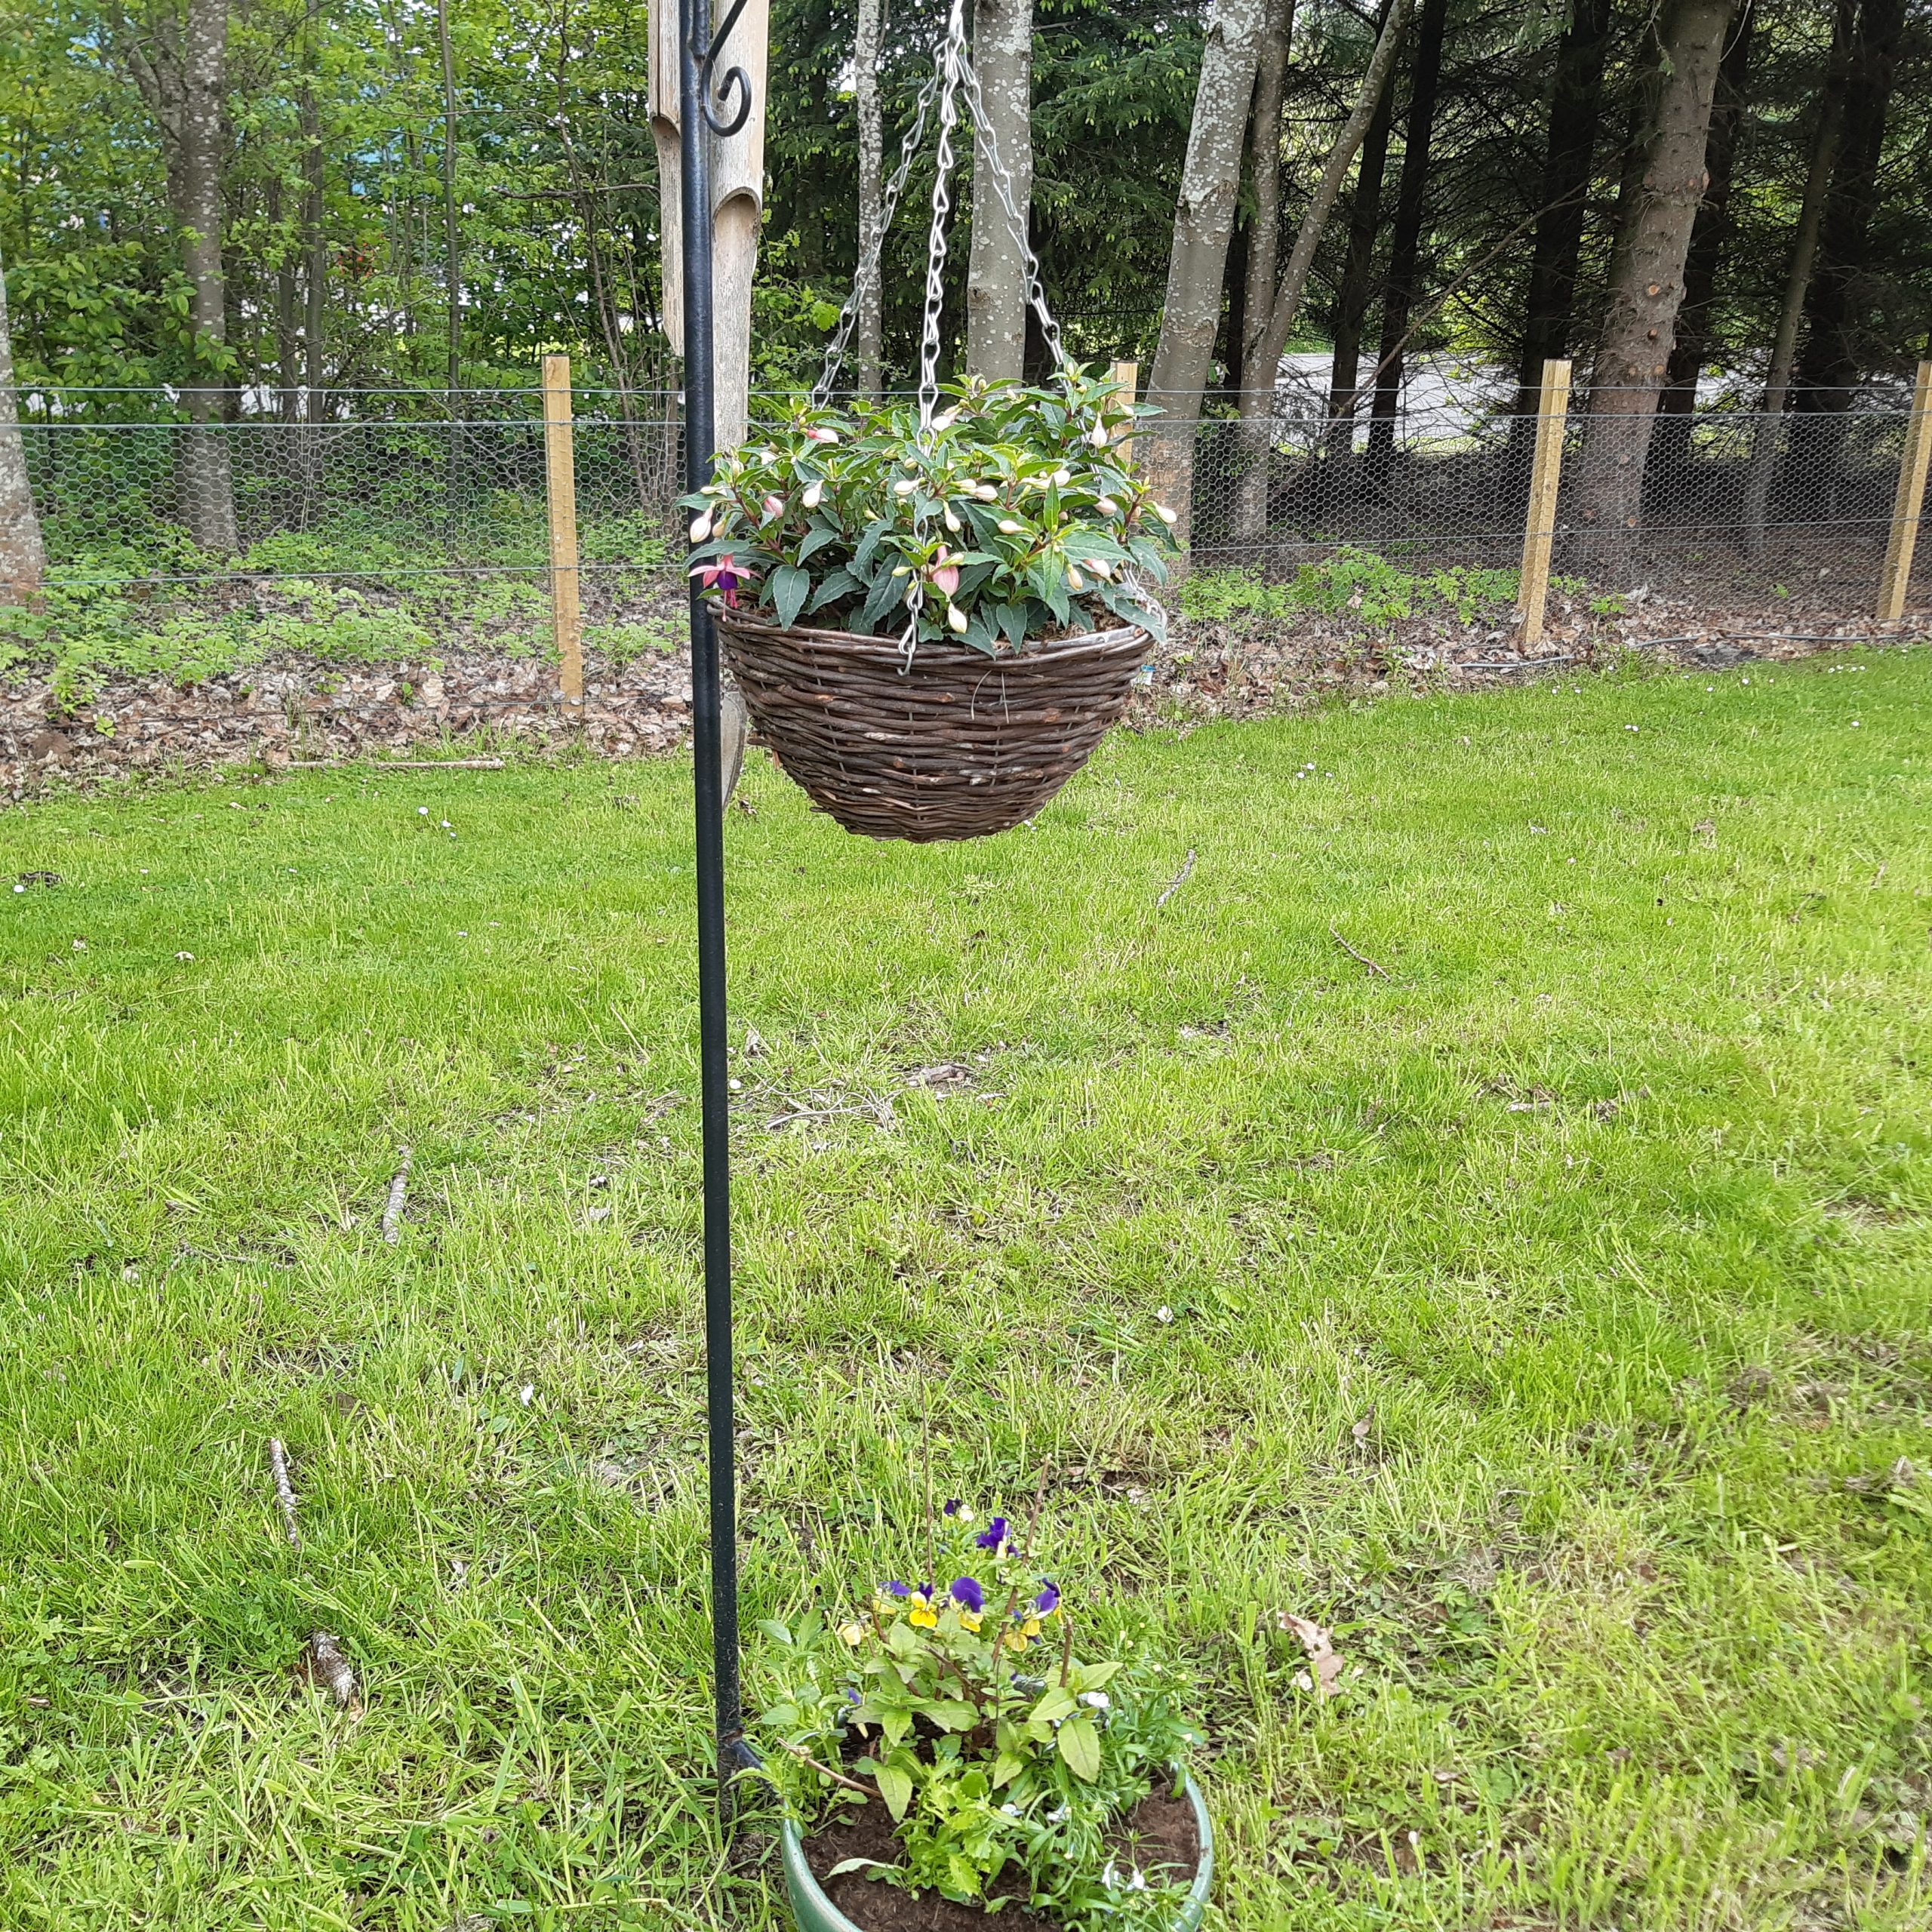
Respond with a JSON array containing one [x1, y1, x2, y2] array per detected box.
[[776, 1737, 881, 1800], [1156, 849, 1197, 909], [288, 758, 505, 770], [300, 1631, 361, 1713], [268, 1438, 301, 1549], [1329, 928, 1389, 978], [380, 1146, 413, 1244]]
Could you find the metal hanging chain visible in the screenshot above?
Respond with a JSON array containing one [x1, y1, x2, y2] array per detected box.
[[816, 0, 1070, 416], [954, 42, 1064, 377], [812, 63, 944, 406], [915, 0, 969, 430]]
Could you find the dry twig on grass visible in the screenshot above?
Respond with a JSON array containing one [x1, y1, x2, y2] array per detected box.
[[1156, 848, 1197, 908], [775, 1737, 879, 1799], [268, 1438, 301, 1549], [298, 1632, 362, 1715], [1329, 927, 1390, 978], [380, 1146, 413, 1244]]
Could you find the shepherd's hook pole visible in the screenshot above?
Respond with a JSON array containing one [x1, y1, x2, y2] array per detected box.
[[679, 0, 755, 1791]]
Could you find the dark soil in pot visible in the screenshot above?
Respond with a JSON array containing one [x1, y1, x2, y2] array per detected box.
[[801, 1788, 1200, 1932]]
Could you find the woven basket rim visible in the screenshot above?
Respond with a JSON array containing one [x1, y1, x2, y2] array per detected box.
[[716, 608, 1147, 662]]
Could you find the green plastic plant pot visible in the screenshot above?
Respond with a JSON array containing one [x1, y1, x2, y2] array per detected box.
[[778, 1771, 1214, 1932]]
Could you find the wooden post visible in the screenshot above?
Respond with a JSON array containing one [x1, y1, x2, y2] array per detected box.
[[1878, 359, 1932, 624], [1518, 357, 1571, 646], [542, 353, 583, 717], [1110, 359, 1138, 469]]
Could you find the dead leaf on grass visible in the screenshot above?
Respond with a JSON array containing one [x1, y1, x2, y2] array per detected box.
[[1278, 1613, 1346, 1700], [294, 1631, 362, 1716]]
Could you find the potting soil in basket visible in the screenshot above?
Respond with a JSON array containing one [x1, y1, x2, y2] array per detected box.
[[801, 1788, 1201, 1932]]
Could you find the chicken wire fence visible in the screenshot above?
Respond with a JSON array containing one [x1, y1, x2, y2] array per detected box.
[[1167, 376, 1924, 618], [14, 376, 1928, 629]]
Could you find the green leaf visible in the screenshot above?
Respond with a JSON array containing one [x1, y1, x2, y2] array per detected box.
[[1029, 1685, 1077, 1726], [875, 1763, 915, 1822], [755, 1620, 793, 1646], [771, 565, 811, 630], [1072, 1660, 1121, 1690], [946, 1854, 983, 1897], [991, 1750, 1029, 1788], [798, 525, 841, 561], [861, 568, 905, 630], [826, 1857, 891, 1877], [854, 518, 891, 571], [808, 568, 860, 612], [1056, 1714, 1101, 1782], [924, 1700, 979, 1732]]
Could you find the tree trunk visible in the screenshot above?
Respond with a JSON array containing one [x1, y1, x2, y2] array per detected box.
[[966, 0, 1033, 383], [1365, 0, 1447, 471], [0, 246, 45, 597], [1742, 0, 1852, 553], [302, 0, 325, 420], [269, 177, 301, 420], [1574, 0, 1734, 574], [437, 0, 462, 398], [1232, 0, 1413, 540], [1144, 0, 1271, 552], [854, 0, 887, 395], [1656, 1, 1754, 461], [125, 0, 238, 554], [1321, 0, 1398, 473], [1515, 0, 1612, 412], [1793, 0, 1907, 411], [1237, 0, 1295, 398]]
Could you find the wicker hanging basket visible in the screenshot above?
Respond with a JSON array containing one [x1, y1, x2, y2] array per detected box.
[[718, 611, 1149, 841]]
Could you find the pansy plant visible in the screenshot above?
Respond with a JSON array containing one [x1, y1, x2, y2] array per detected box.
[[679, 364, 1180, 655], [755, 1504, 1196, 1930]]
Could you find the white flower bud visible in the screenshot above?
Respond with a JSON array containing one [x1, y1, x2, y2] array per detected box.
[[802, 480, 823, 509], [1155, 503, 1178, 525], [894, 477, 918, 497], [974, 483, 998, 502], [943, 508, 961, 534], [948, 603, 968, 634], [688, 512, 713, 543], [1053, 467, 1072, 487], [1088, 422, 1109, 447], [1094, 496, 1118, 516], [1067, 567, 1085, 592], [1084, 558, 1112, 579], [998, 518, 1023, 535]]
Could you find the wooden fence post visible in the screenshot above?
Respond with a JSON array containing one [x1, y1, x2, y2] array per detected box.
[[1518, 357, 1571, 646], [1110, 359, 1138, 469], [542, 353, 584, 718], [1878, 359, 1932, 624]]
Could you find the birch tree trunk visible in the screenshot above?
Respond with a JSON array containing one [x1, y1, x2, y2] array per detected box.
[[1742, 0, 1851, 554], [0, 248, 45, 598], [127, 0, 238, 555], [1143, 0, 1270, 554], [1574, 0, 1734, 574], [301, 0, 325, 418], [1232, 0, 1412, 542], [966, 0, 1032, 383], [854, 0, 887, 395]]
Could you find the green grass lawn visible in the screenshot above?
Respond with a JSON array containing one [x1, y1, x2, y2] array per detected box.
[[2, 651, 1928, 1932]]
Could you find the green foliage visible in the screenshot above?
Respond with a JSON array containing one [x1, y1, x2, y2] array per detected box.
[[682, 365, 1177, 654], [1180, 551, 1523, 632], [758, 1512, 1195, 1929]]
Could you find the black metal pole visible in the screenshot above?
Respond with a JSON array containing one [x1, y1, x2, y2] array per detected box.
[[678, 0, 749, 1779]]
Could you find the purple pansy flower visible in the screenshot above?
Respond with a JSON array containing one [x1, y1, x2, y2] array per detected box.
[[881, 1580, 912, 1598], [974, 1516, 1010, 1552], [943, 1499, 964, 1518], [950, 1576, 986, 1614], [1035, 1582, 1060, 1614]]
